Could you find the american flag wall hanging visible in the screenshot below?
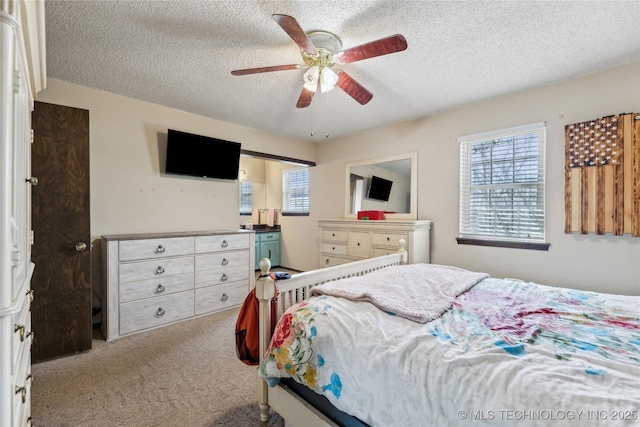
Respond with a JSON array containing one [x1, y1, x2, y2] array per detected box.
[[564, 113, 640, 236]]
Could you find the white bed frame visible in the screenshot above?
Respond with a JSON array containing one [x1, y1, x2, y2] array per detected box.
[[255, 242, 408, 426]]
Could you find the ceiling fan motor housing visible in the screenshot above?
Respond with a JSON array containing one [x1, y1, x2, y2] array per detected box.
[[307, 31, 342, 53]]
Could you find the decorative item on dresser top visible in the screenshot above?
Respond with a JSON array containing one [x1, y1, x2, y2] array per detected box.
[[102, 230, 255, 341], [318, 219, 431, 267]]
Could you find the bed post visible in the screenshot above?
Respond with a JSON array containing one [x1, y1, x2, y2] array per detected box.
[[399, 239, 408, 264], [255, 258, 274, 422]]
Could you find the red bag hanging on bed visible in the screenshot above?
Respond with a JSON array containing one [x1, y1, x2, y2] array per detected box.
[[235, 274, 278, 366]]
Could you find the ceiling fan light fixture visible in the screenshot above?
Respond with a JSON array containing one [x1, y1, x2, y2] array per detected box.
[[303, 65, 320, 92], [319, 67, 338, 93]]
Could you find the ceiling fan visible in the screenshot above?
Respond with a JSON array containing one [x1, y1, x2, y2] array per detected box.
[[231, 14, 407, 108]]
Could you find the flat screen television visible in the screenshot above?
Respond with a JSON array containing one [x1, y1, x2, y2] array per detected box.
[[367, 175, 393, 201], [165, 129, 241, 180]]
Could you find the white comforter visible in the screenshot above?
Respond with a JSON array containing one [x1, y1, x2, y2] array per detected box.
[[259, 275, 640, 426]]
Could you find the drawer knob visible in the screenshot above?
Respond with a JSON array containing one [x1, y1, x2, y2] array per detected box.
[[221, 258, 229, 266], [14, 324, 25, 342], [155, 245, 166, 254], [15, 386, 26, 404], [221, 240, 229, 248], [221, 273, 228, 282], [155, 266, 165, 275], [386, 237, 390, 241], [155, 284, 165, 294], [221, 293, 229, 302], [26, 331, 34, 343], [325, 258, 330, 264], [155, 308, 166, 317]]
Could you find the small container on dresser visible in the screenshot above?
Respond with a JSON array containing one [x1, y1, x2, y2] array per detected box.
[[102, 230, 255, 341]]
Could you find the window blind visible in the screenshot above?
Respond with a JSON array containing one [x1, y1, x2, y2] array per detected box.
[[282, 167, 309, 214], [459, 122, 546, 242], [239, 181, 252, 214]]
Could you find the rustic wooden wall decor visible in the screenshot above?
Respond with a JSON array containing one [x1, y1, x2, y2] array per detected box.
[[564, 113, 639, 236]]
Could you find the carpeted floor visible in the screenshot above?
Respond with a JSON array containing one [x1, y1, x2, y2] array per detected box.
[[31, 304, 285, 427]]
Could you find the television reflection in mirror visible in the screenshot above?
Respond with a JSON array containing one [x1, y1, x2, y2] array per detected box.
[[165, 129, 241, 180], [367, 175, 393, 201]]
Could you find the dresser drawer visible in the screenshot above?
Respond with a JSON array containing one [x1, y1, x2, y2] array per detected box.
[[320, 256, 352, 268], [119, 273, 194, 303], [13, 351, 31, 419], [347, 231, 370, 258], [372, 247, 403, 258], [371, 232, 409, 247], [195, 251, 248, 272], [257, 232, 280, 242], [119, 237, 194, 261], [12, 296, 31, 372], [195, 265, 248, 288], [321, 229, 347, 242], [119, 256, 194, 283], [195, 281, 247, 315], [119, 291, 194, 335], [195, 234, 250, 253], [321, 242, 347, 255]]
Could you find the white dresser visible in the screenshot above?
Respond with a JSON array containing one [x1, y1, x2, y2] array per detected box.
[[1, 1, 45, 425], [318, 219, 432, 267], [102, 230, 255, 341]]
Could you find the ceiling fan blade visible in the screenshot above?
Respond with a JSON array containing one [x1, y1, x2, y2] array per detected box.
[[336, 71, 373, 105], [231, 64, 303, 76], [272, 14, 317, 56], [335, 34, 407, 64], [296, 87, 315, 108]]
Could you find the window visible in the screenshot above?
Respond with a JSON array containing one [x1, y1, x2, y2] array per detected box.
[[282, 167, 309, 215], [239, 181, 252, 215], [458, 122, 548, 250]]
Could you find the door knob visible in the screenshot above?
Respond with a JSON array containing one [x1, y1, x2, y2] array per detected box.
[[74, 242, 87, 252]]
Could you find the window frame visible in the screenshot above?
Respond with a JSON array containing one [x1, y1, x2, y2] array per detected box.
[[457, 122, 549, 250], [239, 180, 253, 216], [282, 167, 310, 216]]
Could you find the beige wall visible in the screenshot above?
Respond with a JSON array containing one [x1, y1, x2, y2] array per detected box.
[[38, 62, 640, 298], [36, 79, 318, 305], [314, 62, 640, 295]]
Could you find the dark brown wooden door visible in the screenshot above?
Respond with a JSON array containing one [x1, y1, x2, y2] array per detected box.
[[31, 101, 92, 362]]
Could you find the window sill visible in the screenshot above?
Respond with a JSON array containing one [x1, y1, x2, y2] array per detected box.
[[281, 212, 310, 217], [456, 238, 550, 251]]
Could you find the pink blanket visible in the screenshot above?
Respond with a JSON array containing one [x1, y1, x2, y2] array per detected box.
[[310, 263, 488, 323]]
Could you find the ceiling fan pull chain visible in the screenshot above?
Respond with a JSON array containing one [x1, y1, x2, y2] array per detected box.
[[310, 104, 314, 137], [325, 92, 330, 138]]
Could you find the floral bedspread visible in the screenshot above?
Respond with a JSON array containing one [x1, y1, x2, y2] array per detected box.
[[259, 276, 640, 426]]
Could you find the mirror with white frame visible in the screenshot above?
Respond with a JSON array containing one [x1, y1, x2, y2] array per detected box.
[[345, 152, 417, 220]]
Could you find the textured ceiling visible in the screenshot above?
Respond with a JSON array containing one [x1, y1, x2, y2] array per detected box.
[[45, 1, 640, 143]]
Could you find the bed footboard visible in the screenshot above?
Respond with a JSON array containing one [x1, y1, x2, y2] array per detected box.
[[255, 240, 408, 423]]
